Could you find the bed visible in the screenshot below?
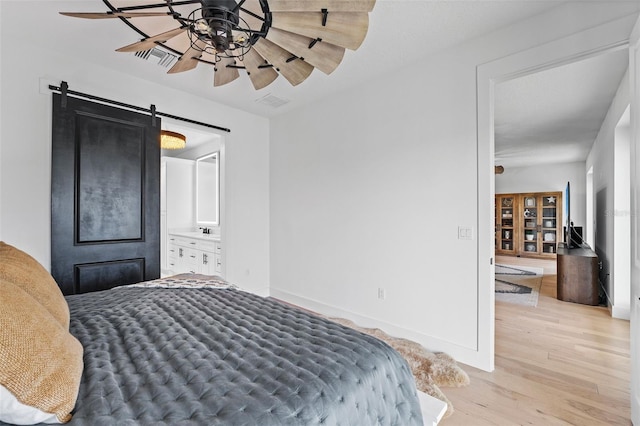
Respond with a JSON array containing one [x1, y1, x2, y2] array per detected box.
[[0, 242, 427, 425]]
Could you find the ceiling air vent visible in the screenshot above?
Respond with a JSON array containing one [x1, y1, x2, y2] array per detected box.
[[255, 94, 290, 108], [134, 47, 177, 68]]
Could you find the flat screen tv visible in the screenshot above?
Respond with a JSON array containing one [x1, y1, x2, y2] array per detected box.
[[564, 181, 576, 248]]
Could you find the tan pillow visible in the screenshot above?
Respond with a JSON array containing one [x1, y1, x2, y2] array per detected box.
[[0, 280, 83, 424], [0, 241, 70, 329]]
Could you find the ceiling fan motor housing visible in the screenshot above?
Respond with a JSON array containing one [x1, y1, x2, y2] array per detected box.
[[201, 0, 239, 52]]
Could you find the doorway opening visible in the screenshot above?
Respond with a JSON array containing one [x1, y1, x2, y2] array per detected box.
[[160, 120, 226, 278], [476, 16, 633, 371]]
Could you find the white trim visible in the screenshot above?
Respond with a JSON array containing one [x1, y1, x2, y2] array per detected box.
[[612, 303, 631, 320], [628, 14, 640, 425], [246, 285, 270, 298], [476, 65, 495, 372], [417, 391, 448, 426], [270, 288, 487, 368]]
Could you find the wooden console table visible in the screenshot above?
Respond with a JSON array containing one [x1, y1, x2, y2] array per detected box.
[[556, 242, 599, 305]]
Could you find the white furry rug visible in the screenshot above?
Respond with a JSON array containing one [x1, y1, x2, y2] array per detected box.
[[329, 318, 470, 419]]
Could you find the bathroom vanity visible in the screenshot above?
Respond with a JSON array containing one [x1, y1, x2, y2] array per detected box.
[[161, 152, 222, 277], [167, 231, 222, 276]]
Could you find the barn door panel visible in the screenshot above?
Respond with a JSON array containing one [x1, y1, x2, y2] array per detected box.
[[51, 94, 160, 295]]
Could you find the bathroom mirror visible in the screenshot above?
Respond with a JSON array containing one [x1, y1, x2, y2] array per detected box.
[[196, 152, 219, 225]]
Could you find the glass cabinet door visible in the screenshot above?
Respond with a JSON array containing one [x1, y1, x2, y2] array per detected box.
[[522, 196, 538, 254], [541, 194, 559, 254], [497, 195, 516, 254], [520, 193, 561, 256]]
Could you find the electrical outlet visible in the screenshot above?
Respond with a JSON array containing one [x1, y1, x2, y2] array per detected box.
[[377, 288, 386, 300]]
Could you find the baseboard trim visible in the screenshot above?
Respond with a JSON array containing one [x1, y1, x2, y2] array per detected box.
[[611, 304, 630, 320], [604, 288, 630, 320], [270, 287, 490, 371], [247, 286, 270, 298]]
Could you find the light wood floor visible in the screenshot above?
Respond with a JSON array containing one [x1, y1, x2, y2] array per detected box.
[[441, 255, 631, 425]]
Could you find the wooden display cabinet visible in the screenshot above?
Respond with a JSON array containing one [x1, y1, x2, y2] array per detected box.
[[495, 191, 562, 259]]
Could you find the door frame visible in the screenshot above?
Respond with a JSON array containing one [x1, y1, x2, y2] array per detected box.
[[476, 15, 636, 372], [159, 120, 227, 279], [628, 13, 640, 425]]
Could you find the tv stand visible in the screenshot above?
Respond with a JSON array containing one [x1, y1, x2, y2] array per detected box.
[[556, 242, 599, 305]]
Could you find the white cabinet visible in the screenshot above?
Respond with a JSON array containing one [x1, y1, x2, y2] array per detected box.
[[195, 239, 222, 275], [167, 234, 222, 276]]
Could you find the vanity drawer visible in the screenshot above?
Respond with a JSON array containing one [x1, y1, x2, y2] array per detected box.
[[183, 247, 198, 262], [197, 240, 218, 252], [182, 247, 199, 273], [171, 236, 198, 248]]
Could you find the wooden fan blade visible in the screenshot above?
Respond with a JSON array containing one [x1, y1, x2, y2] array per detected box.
[[238, 49, 278, 90], [214, 57, 240, 87], [252, 38, 313, 86], [60, 11, 170, 19], [271, 12, 369, 50], [266, 27, 344, 75], [167, 40, 206, 74], [268, 0, 376, 12], [116, 27, 186, 53], [239, 0, 267, 32]]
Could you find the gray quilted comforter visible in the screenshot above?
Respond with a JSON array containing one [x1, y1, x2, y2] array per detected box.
[[59, 285, 423, 425]]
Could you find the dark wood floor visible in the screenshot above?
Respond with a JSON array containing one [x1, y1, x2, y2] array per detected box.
[[441, 255, 631, 425]]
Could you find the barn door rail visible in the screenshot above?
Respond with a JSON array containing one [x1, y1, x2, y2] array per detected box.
[[48, 81, 231, 133]]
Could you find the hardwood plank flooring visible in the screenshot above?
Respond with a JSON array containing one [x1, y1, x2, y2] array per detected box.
[[442, 255, 631, 425]]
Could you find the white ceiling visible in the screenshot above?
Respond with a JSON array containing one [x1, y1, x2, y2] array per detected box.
[[494, 48, 629, 169], [1, 1, 636, 166]]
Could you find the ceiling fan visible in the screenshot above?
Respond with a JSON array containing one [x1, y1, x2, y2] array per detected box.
[[60, 0, 376, 90]]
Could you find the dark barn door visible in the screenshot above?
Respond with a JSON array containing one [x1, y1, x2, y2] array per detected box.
[[51, 94, 160, 295]]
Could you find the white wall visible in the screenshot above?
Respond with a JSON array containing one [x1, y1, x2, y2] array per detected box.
[[163, 157, 197, 231], [171, 139, 222, 162], [270, 3, 640, 369], [614, 115, 631, 319], [271, 46, 481, 358], [0, 21, 270, 294], [587, 71, 632, 318], [495, 161, 587, 232]]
